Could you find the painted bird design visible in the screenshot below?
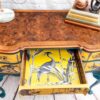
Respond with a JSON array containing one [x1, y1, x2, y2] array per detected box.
[[37, 52, 63, 82]]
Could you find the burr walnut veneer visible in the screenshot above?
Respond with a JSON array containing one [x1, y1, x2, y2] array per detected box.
[[0, 10, 100, 53]]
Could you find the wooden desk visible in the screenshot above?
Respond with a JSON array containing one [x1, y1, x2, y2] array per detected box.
[[0, 10, 100, 53], [0, 10, 99, 95]]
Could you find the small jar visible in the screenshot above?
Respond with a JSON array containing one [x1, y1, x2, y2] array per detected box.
[[75, 0, 88, 10]]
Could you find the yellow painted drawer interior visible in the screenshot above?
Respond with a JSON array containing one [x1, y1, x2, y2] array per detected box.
[[80, 51, 100, 72], [0, 52, 22, 74], [19, 49, 89, 95]]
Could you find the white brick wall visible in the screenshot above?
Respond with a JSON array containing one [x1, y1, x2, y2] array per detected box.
[[1, 0, 75, 10]]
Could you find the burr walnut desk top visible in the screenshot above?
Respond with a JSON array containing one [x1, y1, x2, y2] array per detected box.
[[0, 10, 100, 53]]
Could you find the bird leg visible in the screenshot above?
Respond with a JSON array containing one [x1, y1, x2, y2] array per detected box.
[[47, 73, 50, 82]]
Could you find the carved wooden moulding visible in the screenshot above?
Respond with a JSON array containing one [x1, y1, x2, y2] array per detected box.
[[0, 10, 100, 52]]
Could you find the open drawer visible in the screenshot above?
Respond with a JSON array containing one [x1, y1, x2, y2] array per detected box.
[[19, 49, 89, 95]]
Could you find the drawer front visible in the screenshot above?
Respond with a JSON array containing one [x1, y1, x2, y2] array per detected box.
[[81, 51, 100, 61], [80, 51, 100, 72], [82, 61, 100, 72], [0, 52, 21, 64], [0, 52, 22, 74], [0, 64, 20, 74], [19, 49, 88, 95], [19, 88, 88, 95]]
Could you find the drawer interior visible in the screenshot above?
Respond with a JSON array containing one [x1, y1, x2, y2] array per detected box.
[[19, 48, 89, 95]]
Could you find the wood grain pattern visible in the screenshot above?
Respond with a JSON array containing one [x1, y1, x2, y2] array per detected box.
[[0, 10, 100, 53]]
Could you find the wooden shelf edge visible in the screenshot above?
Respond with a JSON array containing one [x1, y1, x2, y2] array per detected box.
[[0, 41, 100, 53], [65, 19, 100, 31], [14, 9, 68, 13]]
